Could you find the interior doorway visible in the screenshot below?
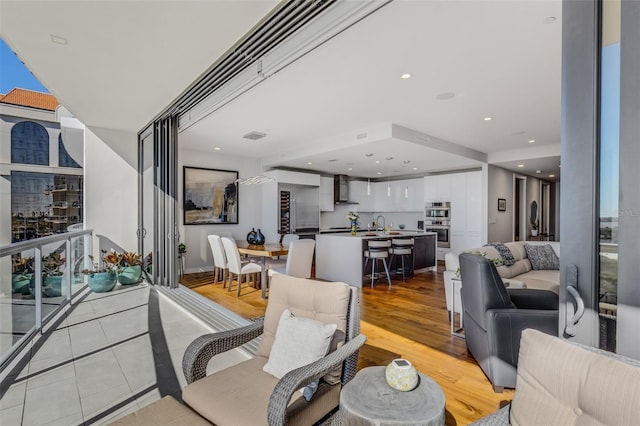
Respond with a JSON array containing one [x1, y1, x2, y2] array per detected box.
[[513, 176, 527, 241]]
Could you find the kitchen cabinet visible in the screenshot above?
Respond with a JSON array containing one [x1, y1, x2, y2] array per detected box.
[[349, 180, 375, 212], [373, 181, 391, 212], [373, 178, 423, 212], [449, 171, 482, 251], [320, 176, 334, 212], [413, 234, 436, 270], [424, 175, 452, 202], [406, 178, 424, 211]]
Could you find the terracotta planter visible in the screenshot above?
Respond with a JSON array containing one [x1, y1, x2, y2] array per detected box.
[[87, 272, 117, 293], [118, 265, 142, 285]]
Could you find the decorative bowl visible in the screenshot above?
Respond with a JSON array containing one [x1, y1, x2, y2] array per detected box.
[[398, 224, 406, 229]]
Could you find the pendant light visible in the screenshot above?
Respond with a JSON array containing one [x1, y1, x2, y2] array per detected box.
[[404, 185, 409, 198], [367, 178, 371, 195], [387, 182, 391, 197]]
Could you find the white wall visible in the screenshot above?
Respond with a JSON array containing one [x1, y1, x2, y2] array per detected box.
[[84, 127, 138, 257], [179, 149, 263, 273], [487, 165, 514, 242]]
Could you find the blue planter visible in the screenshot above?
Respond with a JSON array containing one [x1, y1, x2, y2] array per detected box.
[[12, 274, 31, 295], [43, 275, 63, 297], [118, 265, 142, 285], [87, 272, 117, 293]]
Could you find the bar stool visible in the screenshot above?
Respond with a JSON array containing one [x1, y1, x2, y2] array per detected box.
[[389, 238, 414, 281], [363, 239, 392, 288]]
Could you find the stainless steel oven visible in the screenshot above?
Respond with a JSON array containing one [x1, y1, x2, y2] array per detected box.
[[425, 219, 450, 248], [425, 201, 450, 220]]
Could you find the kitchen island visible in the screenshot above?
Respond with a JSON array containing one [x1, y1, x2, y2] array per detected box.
[[315, 231, 437, 287]]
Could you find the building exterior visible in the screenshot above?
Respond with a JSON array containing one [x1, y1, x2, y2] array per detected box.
[[0, 88, 85, 245]]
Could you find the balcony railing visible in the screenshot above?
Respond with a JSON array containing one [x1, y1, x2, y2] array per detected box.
[[0, 229, 93, 371]]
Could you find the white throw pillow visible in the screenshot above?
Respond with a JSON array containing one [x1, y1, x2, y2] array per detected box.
[[263, 309, 337, 379]]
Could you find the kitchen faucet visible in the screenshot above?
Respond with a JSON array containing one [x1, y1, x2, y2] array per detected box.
[[375, 215, 386, 231]]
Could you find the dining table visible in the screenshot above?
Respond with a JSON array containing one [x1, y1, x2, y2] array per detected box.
[[236, 241, 288, 299]]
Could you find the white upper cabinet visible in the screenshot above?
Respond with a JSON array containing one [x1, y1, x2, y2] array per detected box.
[[424, 175, 451, 202], [349, 180, 375, 212], [465, 171, 482, 234], [449, 173, 467, 233], [320, 176, 334, 212], [372, 178, 423, 212], [406, 178, 424, 211], [373, 181, 391, 212]]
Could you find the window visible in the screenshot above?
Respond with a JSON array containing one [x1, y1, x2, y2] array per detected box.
[[58, 134, 81, 168], [11, 121, 49, 165]]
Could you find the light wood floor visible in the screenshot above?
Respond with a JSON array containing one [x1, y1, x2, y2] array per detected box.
[[181, 264, 513, 425]]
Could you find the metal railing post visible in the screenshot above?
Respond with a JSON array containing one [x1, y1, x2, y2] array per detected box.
[[65, 238, 72, 301], [34, 246, 42, 332]]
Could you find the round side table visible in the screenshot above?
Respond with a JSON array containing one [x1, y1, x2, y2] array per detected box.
[[340, 366, 445, 426]]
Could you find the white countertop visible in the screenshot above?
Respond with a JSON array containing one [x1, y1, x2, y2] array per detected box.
[[317, 231, 436, 239]]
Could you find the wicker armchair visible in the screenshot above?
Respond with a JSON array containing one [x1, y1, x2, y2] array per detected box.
[[181, 274, 366, 426]]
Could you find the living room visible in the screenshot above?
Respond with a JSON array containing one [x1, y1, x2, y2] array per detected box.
[[2, 0, 639, 424]]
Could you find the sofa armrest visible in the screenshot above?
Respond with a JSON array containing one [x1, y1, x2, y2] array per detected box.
[[267, 334, 367, 426], [182, 319, 264, 384], [507, 288, 559, 310]]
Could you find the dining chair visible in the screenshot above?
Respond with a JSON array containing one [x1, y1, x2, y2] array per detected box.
[[268, 239, 315, 281], [221, 237, 262, 296], [207, 235, 228, 288]]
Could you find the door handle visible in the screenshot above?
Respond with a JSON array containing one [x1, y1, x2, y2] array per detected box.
[[564, 264, 585, 337]]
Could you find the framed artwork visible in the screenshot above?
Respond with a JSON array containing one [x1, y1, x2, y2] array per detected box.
[[497, 198, 507, 212], [183, 167, 238, 225]]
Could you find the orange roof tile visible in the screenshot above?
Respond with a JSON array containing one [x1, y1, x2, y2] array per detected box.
[[0, 88, 59, 111]]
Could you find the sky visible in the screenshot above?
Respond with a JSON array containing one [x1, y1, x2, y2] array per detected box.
[[0, 37, 49, 94]]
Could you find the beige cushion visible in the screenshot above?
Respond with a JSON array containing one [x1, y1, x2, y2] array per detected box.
[[517, 270, 560, 293], [111, 396, 211, 425], [183, 356, 340, 425], [257, 274, 351, 385], [511, 329, 640, 426], [263, 309, 337, 379]]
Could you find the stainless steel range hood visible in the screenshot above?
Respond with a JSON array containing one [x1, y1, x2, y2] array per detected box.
[[334, 175, 359, 205]]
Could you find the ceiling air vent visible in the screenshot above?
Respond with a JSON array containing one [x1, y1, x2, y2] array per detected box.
[[243, 131, 267, 140]]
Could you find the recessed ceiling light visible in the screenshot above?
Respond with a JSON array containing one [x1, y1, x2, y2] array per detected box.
[[517, 164, 525, 168], [51, 34, 68, 45], [536, 170, 542, 173], [348, 167, 353, 171], [413, 167, 418, 170], [386, 157, 394, 161], [528, 139, 535, 143], [377, 172, 382, 175], [375, 160, 381, 164], [214, 147, 221, 151], [307, 162, 313, 165], [403, 160, 411, 164], [436, 92, 456, 101], [365, 153, 374, 157], [544, 16, 557, 24], [401, 73, 412, 79], [549, 174, 555, 177], [484, 117, 492, 121]]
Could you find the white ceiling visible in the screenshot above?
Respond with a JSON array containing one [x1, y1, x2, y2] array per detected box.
[[0, 0, 562, 181]]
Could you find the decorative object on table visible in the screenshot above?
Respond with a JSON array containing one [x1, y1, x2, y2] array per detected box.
[[530, 200, 539, 236], [117, 251, 143, 285], [178, 243, 187, 254], [82, 249, 118, 293], [398, 224, 406, 229], [255, 228, 265, 245], [347, 211, 360, 236], [385, 359, 419, 391], [183, 166, 238, 225], [12, 256, 34, 295], [247, 228, 257, 244], [497, 198, 506, 212]]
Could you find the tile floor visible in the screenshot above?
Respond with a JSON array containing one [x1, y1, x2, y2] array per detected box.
[[0, 283, 251, 425]]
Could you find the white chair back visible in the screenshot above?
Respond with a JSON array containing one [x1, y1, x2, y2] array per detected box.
[[281, 234, 299, 247], [208, 235, 227, 268], [221, 237, 243, 275], [285, 239, 315, 278]]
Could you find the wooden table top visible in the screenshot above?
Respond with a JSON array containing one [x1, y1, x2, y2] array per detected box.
[[236, 241, 288, 257]]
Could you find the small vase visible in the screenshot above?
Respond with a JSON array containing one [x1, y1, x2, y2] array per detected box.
[[247, 228, 257, 244], [255, 229, 265, 245], [351, 220, 357, 236]]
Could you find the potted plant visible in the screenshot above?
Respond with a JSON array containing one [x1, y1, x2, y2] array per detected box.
[[531, 218, 540, 236], [117, 251, 143, 285], [42, 252, 66, 297], [82, 250, 118, 293], [347, 211, 360, 236], [12, 256, 34, 295]]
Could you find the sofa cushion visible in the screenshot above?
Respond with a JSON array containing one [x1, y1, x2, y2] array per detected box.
[[484, 242, 516, 266], [257, 274, 351, 385], [111, 396, 211, 426], [511, 329, 640, 426], [517, 270, 560, 293], [524, 243, 560, 270], [263, 309, 337, 379], [183, 356, 341, 426]]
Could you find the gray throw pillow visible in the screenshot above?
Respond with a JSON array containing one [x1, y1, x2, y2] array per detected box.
[[524, 244, 559, 270]]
